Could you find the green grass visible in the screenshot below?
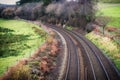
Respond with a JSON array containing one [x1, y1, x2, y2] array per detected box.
[[0, 19, 47, 76], [65, 25, 73, 30], [97, 3, 120, 28], [86, 32, 120, 71], [99, 0, 120, 3]]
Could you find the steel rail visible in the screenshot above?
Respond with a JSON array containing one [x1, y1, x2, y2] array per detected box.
[[48, 25, 80, 80], [72, 31, 120, 80]]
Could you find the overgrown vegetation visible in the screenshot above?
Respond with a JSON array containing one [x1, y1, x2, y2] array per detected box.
[[2, 64, 31, 80], [0, 19, 47, 76], [65, 25, 73, 30], [1, 31, 60, 80], [85, 3, 120, 71], [86, 32, 120, 70]]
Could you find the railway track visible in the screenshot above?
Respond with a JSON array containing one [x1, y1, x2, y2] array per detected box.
[[72, 31, 120, 80], [45, 24, 120, 80]]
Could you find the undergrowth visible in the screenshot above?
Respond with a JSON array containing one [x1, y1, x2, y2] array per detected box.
[[2, 64, 31, 80], [86, 32, 120, 71], [65, 25, 73, 30]]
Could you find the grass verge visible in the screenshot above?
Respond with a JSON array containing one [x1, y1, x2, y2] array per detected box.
[[86, 32, 120, 71], [65, 25, 73, 30], [0, 18, 47, 76]]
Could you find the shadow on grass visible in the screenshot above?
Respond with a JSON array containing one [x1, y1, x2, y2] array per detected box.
[[0, 27, 31, 57], [0, 27, 14, 32]]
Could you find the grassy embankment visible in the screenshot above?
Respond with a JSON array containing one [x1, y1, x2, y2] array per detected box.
[[86, 3, 120, 70], [86, 32, 120, 70], [0, 19, 47, 76]]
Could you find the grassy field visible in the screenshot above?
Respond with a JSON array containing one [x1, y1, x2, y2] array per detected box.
[[97, 3, 120, 28], [0, 19, 47, 76]]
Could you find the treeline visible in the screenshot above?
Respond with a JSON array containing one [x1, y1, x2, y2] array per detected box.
[[0, 0, 97, 30]]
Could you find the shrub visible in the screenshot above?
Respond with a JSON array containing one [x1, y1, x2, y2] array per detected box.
[[0, 7, 5, 18], [2, 65, 31, 80], [32, 26, 47, 38], [32, 3, 44, 19], [1, 7, 15, 19], [46, 36, 54, 44], [15, 3, 44, 20], [49, 31, 56, 37], [86, 32, 120, 70]]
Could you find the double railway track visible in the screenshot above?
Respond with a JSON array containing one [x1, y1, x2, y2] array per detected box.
[[46, 24, 120, 80]]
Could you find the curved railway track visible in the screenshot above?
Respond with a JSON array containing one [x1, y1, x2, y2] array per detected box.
[[52, 26, 80, 80], [72, 31, 120, 80], [45, 24, 120, 80]]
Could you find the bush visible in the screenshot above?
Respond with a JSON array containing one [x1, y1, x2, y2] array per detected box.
[[32, 3, 44, 19], [15, 3, 44, 20], [46, 36, 54, 44], [32, 26, 47, 38], [86, 32, 120, 70], [0, 7, 5, 18], [2, 65, 31, 80], [1, 7, 15, 19]]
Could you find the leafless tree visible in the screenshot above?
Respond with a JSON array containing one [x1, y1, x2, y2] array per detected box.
[[95, 16, 110, 34], [1, 7, 16, 19]]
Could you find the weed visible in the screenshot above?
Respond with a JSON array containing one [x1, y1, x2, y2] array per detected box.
[[86, 32, 120, 70], [46, 36, 54, 44], [28, 61, 40, 67], [32, 26, 47, 38], [2, 65, 31, 80], [65, 26, 73, 30]]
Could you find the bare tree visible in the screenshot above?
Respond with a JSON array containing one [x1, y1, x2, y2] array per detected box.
[[95, 16, 110, 34], [5, 0, 97, 30], [1, 7, 16, 19]]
